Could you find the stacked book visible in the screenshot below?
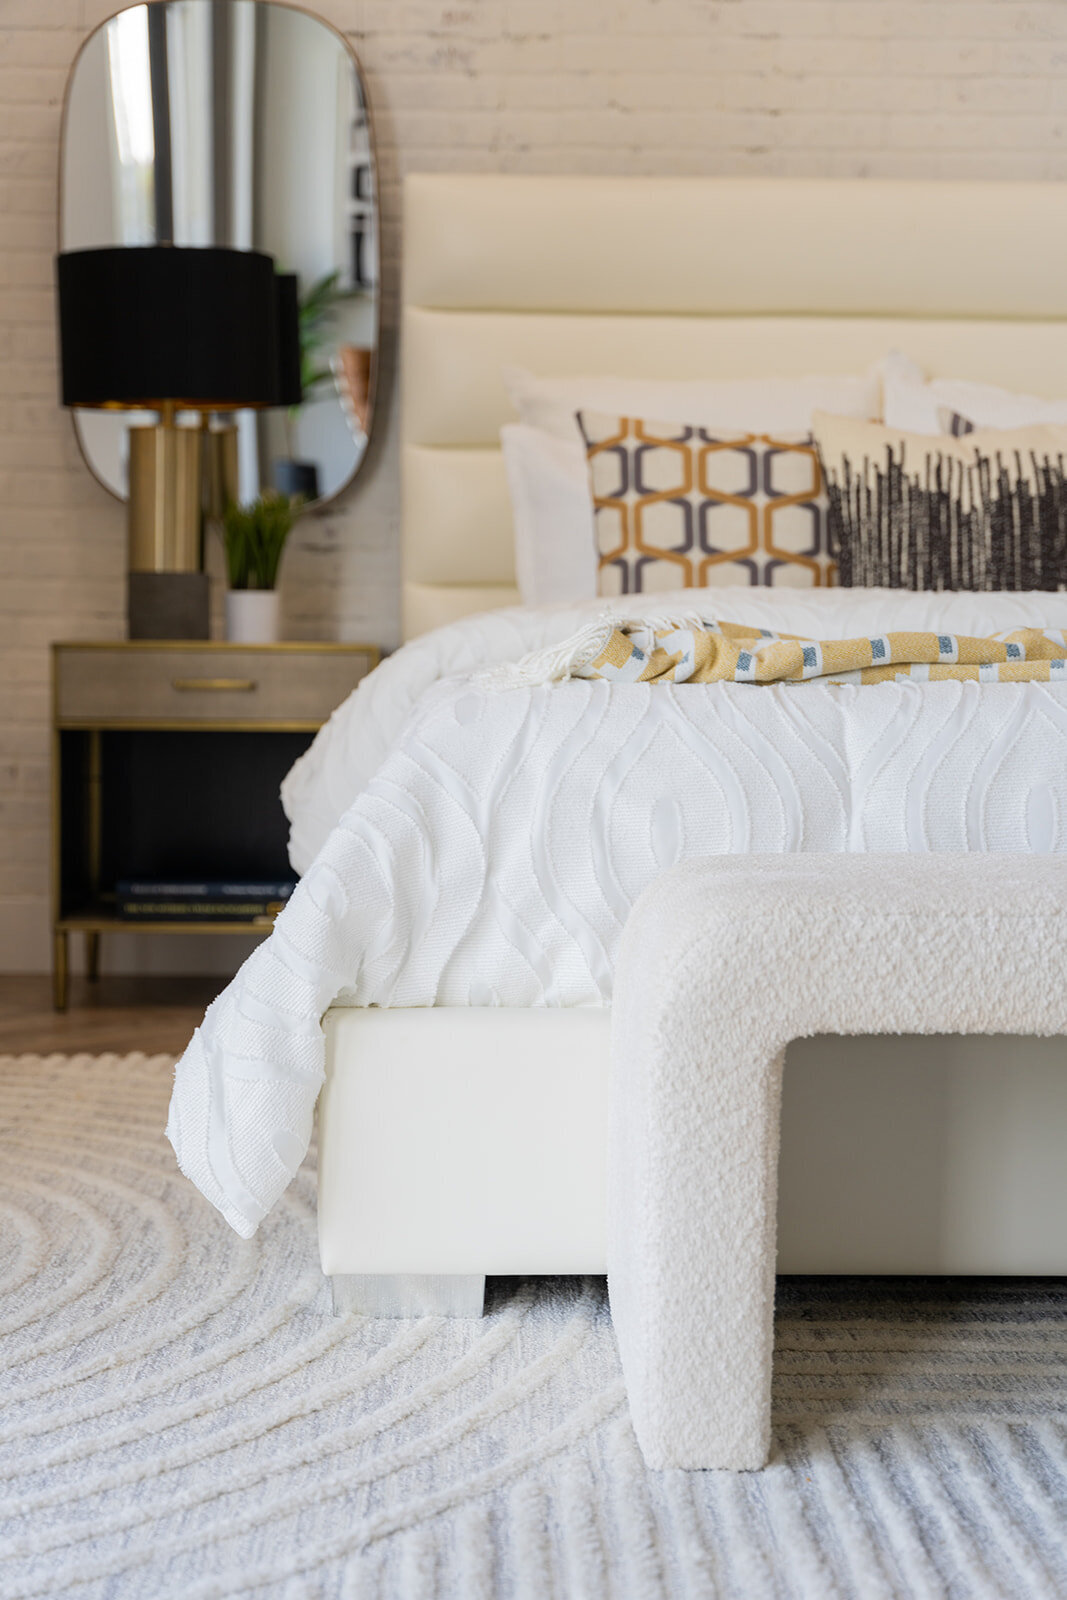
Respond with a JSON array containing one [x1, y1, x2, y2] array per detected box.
[[116, 880, 296, 923]]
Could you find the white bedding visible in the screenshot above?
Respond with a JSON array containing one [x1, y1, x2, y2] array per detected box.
[[169, 588, 1067, 1236]]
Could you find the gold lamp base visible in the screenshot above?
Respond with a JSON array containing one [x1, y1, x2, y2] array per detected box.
[[127, 415, 209, 639], [128, 416, 201, 573]]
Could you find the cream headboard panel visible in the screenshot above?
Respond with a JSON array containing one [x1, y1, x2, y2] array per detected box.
[[401, 174, 1067, 638]]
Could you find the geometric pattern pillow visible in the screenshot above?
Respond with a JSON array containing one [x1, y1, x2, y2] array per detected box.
[[577, 410, 835, 594], [812, 411, 1067, 591]]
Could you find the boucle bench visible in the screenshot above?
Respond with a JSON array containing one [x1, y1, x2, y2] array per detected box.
[[608, 853, 1067, 1472]]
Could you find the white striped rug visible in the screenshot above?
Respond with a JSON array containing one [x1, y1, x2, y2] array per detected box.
[[0, 1052, 1065, 1600]]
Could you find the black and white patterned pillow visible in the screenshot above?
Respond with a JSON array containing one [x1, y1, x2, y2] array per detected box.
[[812, 412, 1067, 591]]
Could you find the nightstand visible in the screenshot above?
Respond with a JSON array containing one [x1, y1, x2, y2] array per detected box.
[[51, 640, 378, 1011]]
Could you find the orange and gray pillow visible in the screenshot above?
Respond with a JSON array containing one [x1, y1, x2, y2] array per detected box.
[[577, 410, 836, 595]]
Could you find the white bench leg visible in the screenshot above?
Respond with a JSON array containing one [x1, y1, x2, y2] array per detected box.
[[609, 1029, 786, 1472], [331, 1273, 486, 1318]]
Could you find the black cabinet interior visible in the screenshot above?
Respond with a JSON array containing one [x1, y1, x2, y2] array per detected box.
[[58, 729, 311, 914]]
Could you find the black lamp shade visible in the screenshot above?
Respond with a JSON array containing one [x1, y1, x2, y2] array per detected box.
[[273, 273, 303, 409], [56, 246, 280, 409]]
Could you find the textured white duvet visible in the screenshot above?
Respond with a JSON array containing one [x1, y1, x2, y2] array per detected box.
[[168, 588, 1067, 1235]]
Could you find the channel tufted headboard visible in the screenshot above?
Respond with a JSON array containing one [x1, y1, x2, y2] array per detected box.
[[401, 173, 1067, 639]]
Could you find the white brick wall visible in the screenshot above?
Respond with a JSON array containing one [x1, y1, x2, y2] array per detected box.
[[2, 0, 1067, 971]]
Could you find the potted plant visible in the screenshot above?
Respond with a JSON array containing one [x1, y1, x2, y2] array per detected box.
[[222, 492, 299, 643]]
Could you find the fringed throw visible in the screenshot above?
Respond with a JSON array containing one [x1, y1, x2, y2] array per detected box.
[[483, 616, 1067, 689]]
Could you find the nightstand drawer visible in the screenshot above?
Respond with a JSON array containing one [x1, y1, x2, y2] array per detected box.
[[54, 644, 377, 726]]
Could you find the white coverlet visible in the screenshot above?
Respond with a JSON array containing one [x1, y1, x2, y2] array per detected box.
[[169, 589, 1067, 1236], [282, 586, 1067, 872]]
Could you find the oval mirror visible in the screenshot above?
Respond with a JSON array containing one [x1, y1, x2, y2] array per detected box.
[[60, 0, 378, 508]]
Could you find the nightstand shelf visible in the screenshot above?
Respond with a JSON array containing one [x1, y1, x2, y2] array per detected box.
[[51, 641, 378, 1010], [58, 908, 281, 934]]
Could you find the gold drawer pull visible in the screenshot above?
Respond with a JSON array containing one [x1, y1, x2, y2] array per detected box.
[[171, 677, 258, 693]]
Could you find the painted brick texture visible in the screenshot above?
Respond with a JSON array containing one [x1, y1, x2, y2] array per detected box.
[[2, 0, 1067, 969]]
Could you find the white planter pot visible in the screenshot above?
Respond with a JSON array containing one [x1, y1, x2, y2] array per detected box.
[[225, 589, 281, 644]]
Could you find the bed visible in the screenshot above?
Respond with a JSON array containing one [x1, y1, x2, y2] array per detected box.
[[169, 175, 1067, 1299]]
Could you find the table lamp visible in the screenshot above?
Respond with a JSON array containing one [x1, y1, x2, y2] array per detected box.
[[56, 246, 283, 638]]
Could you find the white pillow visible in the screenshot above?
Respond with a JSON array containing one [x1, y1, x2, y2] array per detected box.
[[501, 358, 916, 605], [503, 360, 897, 442], [883, 353, 1067, 435], [501, 424, 597, 607]]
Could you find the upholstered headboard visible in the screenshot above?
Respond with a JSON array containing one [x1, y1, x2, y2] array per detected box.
[[401, 174, 1067, 639]]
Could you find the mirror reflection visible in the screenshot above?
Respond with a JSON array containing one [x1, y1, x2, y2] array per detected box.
[[61, 0, 378, 507]]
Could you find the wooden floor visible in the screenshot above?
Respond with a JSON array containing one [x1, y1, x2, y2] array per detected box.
[[0, 974, 223, 1057]]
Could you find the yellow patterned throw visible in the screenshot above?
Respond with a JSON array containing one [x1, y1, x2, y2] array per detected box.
[[581, 621, 1067, 685], [479, 614, 1067, 691]]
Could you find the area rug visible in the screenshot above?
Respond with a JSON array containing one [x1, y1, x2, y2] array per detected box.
[[1, 1053, 1065, 1600]]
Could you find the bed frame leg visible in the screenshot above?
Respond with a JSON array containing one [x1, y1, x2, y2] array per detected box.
[[331, 1273, 486, 1318]]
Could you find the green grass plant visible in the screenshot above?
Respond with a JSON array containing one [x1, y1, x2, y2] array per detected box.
[[222, 493, 299, 591]]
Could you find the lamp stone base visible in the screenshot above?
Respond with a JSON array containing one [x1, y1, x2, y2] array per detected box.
[[128, 572, 210, 640]]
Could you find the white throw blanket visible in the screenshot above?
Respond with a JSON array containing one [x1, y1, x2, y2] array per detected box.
[[168, 588, 1067, 1236]]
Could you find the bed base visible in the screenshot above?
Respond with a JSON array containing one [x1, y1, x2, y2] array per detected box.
[[318, 1005, 1067, 1305]]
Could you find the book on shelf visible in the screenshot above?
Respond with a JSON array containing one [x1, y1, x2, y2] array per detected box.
[[115, 880, 296, 922]]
